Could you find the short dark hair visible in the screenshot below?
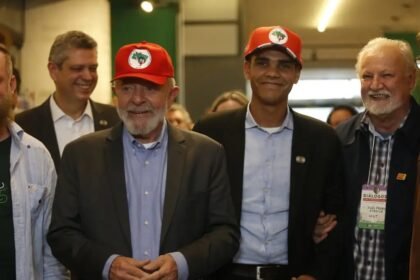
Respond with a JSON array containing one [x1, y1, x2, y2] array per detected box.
[[326, 105, 358, 125]]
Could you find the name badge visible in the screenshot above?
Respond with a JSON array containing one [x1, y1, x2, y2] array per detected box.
[[357, 184, 387, 230]]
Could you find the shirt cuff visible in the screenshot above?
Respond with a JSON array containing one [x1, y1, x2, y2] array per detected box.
[[102, 254, 119, 280], [169, 252, 189, 280]]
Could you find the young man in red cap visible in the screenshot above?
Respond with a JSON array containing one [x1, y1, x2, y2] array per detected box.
[[194, 25, 344, 280], [47, 41, 239, 280]]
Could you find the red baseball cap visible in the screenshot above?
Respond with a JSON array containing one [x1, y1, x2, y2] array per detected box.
[[112, 41, 174, 85], [244, 26, 303, 66]]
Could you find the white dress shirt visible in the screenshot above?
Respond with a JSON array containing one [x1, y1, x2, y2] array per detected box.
[[50, 96, 94, 155]]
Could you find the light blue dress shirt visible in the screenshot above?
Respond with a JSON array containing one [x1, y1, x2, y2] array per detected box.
[[234, 106, 294, 264], [102, 121, 188, 279]]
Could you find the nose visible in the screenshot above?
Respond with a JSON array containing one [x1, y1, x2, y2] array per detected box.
[[370, 75, 384, 91], [130, 86, 147, 104], [265, 63, 281, 78], [81, 67, 96, 81]]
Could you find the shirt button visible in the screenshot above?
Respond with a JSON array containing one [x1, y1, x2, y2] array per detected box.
[[145, 161, 149, 165], [144, 251, 149, 256], [144, 191, 149, 195], [144, 220, 149, 225]]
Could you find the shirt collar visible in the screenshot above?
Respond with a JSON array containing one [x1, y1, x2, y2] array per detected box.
[[245, 104, 294, 132], [50, 95, 93, 122], [123, 119, 168, 150], [360, 109, 409, 140]]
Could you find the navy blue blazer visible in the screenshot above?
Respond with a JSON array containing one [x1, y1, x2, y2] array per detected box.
[[336, 98, 420, 280]]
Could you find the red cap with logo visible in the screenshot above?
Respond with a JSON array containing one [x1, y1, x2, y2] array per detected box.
[[244, 26, 303, 66], [112, 41, 174, 85]]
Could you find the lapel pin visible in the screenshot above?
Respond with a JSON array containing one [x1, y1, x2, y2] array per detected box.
[[296, 156, 306, 164], [396, 173, 407, 181], [99, 120, 108, 126]]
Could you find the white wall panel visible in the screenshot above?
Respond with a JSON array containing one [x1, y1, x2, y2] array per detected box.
[[21, 0, 112, 104], [185, 24, 238, 56]]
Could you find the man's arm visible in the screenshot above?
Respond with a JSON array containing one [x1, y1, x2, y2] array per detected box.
[[47, 143, 118, 279], [42, 151, 69, 279], [171, 143, 240, 279], [307, 132, 345, 280]]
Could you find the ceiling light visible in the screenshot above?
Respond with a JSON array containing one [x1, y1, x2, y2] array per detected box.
[[140, 1, 154, 13], [317, 0, 341, 33]]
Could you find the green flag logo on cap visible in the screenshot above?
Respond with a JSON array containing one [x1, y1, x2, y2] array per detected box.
[[128, 49, 152, 69]]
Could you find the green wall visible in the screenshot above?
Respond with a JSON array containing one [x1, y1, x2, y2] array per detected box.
[[110, 0, 177, 77], [385, 32, 420, 103]]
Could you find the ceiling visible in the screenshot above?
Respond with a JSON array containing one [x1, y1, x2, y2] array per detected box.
[[183, 0, 420, 66], [241, 0, 420, 45]]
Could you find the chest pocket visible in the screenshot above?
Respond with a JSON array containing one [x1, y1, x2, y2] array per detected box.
[[27, 184, 47, 216]]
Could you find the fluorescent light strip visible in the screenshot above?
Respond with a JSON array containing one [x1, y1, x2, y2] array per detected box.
[[317, 0, 341, 32]]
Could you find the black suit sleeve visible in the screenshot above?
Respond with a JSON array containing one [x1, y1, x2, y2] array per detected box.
[[47, 141, 117, 279]]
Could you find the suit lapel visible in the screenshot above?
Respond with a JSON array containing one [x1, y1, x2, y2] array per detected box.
[[91, 100, 112, 130], [104, 124, 132, 250], [223, 108, 246, 220], [40, 97, 61, 170], [289, 112, 311, 231], [160, 125, 186, 245]]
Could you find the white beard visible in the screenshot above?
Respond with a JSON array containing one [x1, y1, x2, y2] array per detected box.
[[362, 90, 402, 116], [117, 103, 166, 137]]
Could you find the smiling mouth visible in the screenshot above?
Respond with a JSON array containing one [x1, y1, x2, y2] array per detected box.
[[76, 84, 92, 91], [261, 81, 282, 87], [128, 110, 152, 118], [369, 93, 390, 100]]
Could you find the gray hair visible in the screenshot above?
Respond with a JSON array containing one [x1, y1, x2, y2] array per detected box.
[[355, 37, 416, 77], [48, 30, 97, 67]]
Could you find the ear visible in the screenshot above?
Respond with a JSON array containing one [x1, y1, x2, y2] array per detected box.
[[243, 60, 251, 80], [9, 74, 16, 94], [47, 62, 59, 81], [293, 68, 301, 84], [168, 86, 179, 105], [9, 75, 17, 109], [407, 69, 417, 90]]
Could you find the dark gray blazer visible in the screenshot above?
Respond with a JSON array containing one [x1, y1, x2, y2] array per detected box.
[[47, 123, 240, 280], [194, 107, 344, 279], [15, 96, 120, 171]]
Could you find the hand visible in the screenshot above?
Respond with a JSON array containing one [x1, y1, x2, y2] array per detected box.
[[291, 275, 316, 280], [142, 254, 178, 280], [110, 256, 151, 280], [313, 211, 337, 244]]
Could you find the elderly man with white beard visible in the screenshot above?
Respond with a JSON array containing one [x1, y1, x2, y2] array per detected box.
[[47, 41, 239, 280], [329, 37, 420, 280]]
